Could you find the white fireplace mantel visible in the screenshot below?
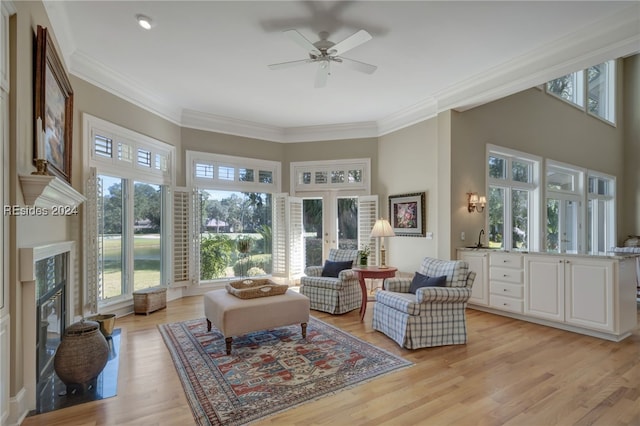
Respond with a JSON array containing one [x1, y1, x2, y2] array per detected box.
[[18, 175, 86, 209]]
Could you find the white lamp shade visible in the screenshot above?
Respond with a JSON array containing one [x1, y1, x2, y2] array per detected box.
[[370, 218, 395, 238]]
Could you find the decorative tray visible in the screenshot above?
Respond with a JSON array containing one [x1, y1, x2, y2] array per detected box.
[[225, 279, 288, 299]]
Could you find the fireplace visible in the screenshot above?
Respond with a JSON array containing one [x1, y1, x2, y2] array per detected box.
[[20, 241, 76, 411], [35, 253, 67, 390]]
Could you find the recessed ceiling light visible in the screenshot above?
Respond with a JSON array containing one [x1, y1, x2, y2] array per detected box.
[[136, 14, 153, 30]]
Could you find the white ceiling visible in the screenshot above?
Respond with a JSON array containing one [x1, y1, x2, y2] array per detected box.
[[44, 1, 640, 142]]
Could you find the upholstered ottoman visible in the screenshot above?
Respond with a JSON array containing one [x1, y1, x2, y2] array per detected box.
[[204, 289, 310, 355]]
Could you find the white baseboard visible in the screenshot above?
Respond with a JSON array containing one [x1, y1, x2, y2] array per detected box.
[[7, 387, 27, 426]]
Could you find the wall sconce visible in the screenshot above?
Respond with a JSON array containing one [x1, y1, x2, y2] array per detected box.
[[467, 192, 486, 213]]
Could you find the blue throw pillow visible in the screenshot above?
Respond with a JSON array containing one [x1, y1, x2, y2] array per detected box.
[[321, 260, 353, 278], [408, 272, 447, 294]]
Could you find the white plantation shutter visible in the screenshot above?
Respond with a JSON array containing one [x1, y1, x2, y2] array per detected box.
[[272, 193, 287, 277], [192, 189, 201, 283], [358, 195, 379, 266], [172, 187, 195, 285], [85, 167, 100, 313], [287, 197, 304, 279], [271, 194, 304, 280]]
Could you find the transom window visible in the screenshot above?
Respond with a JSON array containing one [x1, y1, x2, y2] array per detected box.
[[188, 151, 279, 192], [545, 60, 616, 124], [292, 159, 369, 193]]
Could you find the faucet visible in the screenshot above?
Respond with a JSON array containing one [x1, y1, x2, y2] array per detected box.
[[477, 229, 485, 248]]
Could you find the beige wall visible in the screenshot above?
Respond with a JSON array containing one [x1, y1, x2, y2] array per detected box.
[[180, 128, 285, 188], [71, 77, 182, 185], [377, 118, 440, 272], [284, 137, 378, 194], [623, 55, 640, 236], [450, 83, 627, 255]]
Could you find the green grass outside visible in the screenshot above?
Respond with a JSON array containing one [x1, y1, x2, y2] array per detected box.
[[101, 235, 161, 299]]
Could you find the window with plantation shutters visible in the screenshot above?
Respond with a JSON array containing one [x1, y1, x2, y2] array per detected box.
[[172, 187, 195, 285], [85, 167, 100, 313], [85, 113, 175, 306], [358, 195, 379, 266], [271, 194, 303, 280]]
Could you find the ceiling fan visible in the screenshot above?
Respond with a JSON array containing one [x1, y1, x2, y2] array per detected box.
[[268, 29, 377, 88]]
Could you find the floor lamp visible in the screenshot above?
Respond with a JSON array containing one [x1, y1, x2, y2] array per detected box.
[[370, 218, 395, 268]]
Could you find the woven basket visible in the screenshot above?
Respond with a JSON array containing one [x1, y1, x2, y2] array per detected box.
[[226, 279, 288, 299], [54, 320, 109, 388]]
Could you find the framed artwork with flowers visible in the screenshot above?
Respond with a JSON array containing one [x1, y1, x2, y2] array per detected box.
[[389, 192, 426, 237]]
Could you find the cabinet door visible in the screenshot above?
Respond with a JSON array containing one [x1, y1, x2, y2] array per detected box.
[[459, 251, 488, 306], [525, 256, 564, 321], [565, 258, 615, 331]]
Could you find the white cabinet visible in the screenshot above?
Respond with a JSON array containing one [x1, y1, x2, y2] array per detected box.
[[489, 253, 524, 313], [458, 250, 488, 306], [525, 255, 616, 332], [564, 258, 615, 331], [461, 249, 637, 341], [524, 255, 565, 321]]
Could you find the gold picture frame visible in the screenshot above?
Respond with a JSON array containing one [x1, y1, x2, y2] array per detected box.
[[34, 25, 74, 183]]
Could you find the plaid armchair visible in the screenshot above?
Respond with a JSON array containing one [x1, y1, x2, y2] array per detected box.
[[372, 257, 476, 349], [300, 248, 361, 314]]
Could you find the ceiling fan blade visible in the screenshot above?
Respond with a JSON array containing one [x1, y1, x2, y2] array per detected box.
[[283, 29, 320, 55], [314, 61, 329, 88], [268, 59, 313, 70], [330, 29, 372, 56], [339, 57, 377, 74]]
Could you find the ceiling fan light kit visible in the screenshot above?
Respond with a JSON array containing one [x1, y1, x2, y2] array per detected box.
[[268, 29, 377, 88]]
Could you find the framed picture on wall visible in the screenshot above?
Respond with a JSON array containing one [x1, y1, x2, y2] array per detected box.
[[389, 192, 426, 237], [34, 25, 74, 183]]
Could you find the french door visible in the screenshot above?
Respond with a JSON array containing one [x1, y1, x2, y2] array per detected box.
[[302, 192, 377, 268]]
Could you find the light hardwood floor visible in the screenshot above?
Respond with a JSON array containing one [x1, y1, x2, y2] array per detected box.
[[23, 296, 639, 426]]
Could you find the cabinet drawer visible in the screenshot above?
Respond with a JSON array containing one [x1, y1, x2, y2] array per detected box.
[[490, 267, 523, 284], [490, 281, 523, 298], [490, 253, 523, 268], [490, 294, 524, 313]]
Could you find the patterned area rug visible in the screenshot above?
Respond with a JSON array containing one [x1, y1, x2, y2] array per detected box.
[[159, 316, 412, 425]]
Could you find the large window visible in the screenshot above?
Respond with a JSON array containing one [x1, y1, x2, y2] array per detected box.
[[187, 151, 281, 283], [546, 60, 616, 124], [86, 114, 174, 306], [489, 147, 617, 257], [545, 162, 584, 253], [487, 146, 541, 251], [198, 189, 272, 281], [586, 172, 615, 254]]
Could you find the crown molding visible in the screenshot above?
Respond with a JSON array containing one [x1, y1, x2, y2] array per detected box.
[[181, 109, 284, 142], [377, 97, 438, 136], [69, 50, 183, 125], [282, 121, 379, 143]]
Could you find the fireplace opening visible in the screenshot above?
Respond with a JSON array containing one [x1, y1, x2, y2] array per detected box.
[[35, 253, 67, 400]]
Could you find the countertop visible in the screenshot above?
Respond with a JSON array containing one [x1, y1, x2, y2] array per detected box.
[[457, 247, 640, 260]]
